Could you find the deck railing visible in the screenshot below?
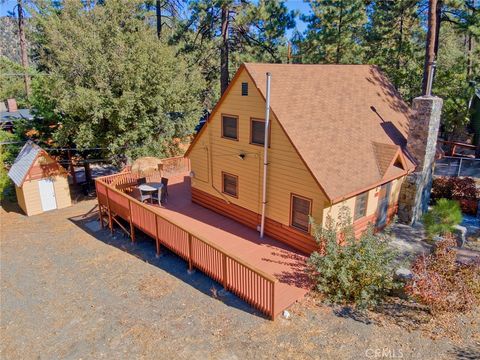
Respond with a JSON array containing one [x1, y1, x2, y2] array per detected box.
[[95, 167, 278, 319]]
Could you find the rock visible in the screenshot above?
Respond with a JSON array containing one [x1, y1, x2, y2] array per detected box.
[[453, 225, 467, 248], [282, 310, 291, 319], [394, 267, 413, 282], [392, 268, 413, 300]]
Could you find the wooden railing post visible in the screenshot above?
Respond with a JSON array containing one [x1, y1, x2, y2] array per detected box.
[[128, 199, 135, 243], [222, 254, 228, 290], [95, 181, 104, 229], [271, 281, 276, 320], [155, 214, 161, 256], [105, 186, 113, 234], [188, 233, 193, 271]]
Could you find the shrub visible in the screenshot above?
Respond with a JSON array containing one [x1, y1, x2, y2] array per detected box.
[[306, 206, 398, 309], [422, 199, 462, 238], [405, 235, 480, 313], [431, 177, 479, 215]]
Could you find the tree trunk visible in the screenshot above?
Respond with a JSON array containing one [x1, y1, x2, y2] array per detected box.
[[396, 3, 404, 70], [220, 5, 229, 95], [17, 0, 31, 98], [335, 1, 344, 64], [422, 0, 440, 95], [156, 0, 162, 39], [466, 1, 475, 79]]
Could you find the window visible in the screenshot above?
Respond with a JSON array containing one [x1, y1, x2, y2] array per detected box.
[[291, 194, 312, 232], [354, 192, 368, 220], [222, 115, 238, 140], [241, 82, 248, 96], [250, 118, 266, 145], [222, 172, 238, 198]]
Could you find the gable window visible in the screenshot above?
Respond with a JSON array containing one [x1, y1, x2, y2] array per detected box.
[[222, 172, 238, 198], [241, 82, 248, 96], [354, 191, 368, 221], [250, 118, 266, 145], [291, 194, 312, 232], [222, 115, 238, 140]]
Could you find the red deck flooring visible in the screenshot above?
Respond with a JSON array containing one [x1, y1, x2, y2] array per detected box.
[[149, 175, 311, 316]]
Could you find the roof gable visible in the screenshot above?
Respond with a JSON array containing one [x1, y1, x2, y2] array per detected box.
[[8, 141, 43, 187], [8, 141, 63, 187], [244, 63, 415, 201], [186, 63, 415, 202]]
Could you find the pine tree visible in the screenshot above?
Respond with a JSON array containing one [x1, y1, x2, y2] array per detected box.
[[365, 0, 424, 101], [297, 0, 367, 64], [174, 0, 294, 105], [30, 0, 205, 161]]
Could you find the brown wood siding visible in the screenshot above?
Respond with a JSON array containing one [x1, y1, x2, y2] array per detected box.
[[192, 187, 318, 254], [20, 179, 43, 216], [15, 185, 27, 215], [353, 203, 399, 237], [53, 175, 72, 209], [188, 69, 328, 231]]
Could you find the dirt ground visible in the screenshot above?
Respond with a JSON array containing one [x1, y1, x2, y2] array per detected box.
[[1, 200, 479, 360]]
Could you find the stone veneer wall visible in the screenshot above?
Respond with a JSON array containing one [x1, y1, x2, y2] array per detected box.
[[398, 96, 443, 224]]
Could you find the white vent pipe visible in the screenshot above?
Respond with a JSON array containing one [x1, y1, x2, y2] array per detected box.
[[260, 72, 271, 238]]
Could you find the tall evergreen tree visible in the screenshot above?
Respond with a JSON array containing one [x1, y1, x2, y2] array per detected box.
[[30, 0, 205, 161], [365, 0, 424, 101], [173, 0, 294, 105], [297, 0, 367, 64]]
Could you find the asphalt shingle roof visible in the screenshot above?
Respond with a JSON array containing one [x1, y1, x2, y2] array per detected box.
[[243, 63, 415, 201]]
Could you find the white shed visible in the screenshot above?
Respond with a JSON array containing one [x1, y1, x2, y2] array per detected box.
[[8, 141, 72, 216]]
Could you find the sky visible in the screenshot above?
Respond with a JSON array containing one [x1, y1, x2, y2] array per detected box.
[[0, 0, 310, 34]]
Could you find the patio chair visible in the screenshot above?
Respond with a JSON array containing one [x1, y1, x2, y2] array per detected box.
[[131, 187, 152, 203], [161, 177, 169, 198], [137, 177, 147, 185]]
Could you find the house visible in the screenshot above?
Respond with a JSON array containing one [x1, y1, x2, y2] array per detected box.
[[1, 99, 35, 132], [185, 63, 416, 254], [8, 141, 72, 216]]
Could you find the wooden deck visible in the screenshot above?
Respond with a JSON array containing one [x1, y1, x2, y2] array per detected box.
[[96, 170, 310, 319], [153, 175, 310, 315]]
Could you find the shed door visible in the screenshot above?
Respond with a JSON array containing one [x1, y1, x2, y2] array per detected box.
[[38, 179, 57, 212]]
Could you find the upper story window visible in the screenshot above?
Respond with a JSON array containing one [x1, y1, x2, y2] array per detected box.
[[222, 115, 238, 140], [250, 118, 266, 146], [222, 172, 238, 198], [354, 191, 368, 221], [241, 82, 248, 96], [291, 194, 312, 232]]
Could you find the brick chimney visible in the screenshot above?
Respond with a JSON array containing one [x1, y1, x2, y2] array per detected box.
[[398, 95, 443, 224]]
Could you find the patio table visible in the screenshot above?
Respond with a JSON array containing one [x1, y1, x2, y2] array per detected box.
[[138, 183, 163, 203]]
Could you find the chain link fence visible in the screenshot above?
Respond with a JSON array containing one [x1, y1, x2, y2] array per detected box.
[[434, 157, 480, 178]]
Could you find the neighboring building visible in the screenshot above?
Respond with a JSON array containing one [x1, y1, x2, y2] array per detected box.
[[8, 141, 71, 216], [1, 99, 34, 132], [185, 63, 416, 254]]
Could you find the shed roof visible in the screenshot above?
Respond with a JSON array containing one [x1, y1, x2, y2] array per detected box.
[[187, 63, 416, 202], [8, 141, 43, 187]]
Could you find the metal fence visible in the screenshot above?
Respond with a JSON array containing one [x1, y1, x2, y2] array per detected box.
[[434, 157, 480, 178]]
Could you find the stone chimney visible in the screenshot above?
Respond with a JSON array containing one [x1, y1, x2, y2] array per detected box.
[[398, 95, 443, 225]]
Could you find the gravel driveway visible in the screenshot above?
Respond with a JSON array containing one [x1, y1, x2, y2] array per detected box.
[[1, 200, 479, 359]]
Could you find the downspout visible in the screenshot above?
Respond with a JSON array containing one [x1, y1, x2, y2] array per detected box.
[[260, 72, 272, 238]]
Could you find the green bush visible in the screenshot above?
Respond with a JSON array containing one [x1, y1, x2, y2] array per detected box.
[[422, 198, 462, 238], [0, 130, 20, 201], [306, 206, 398, 309]]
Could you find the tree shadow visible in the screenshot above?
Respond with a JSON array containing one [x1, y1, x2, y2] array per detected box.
[[450, 346, 480, 360], [69, 209, 268, 320]]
